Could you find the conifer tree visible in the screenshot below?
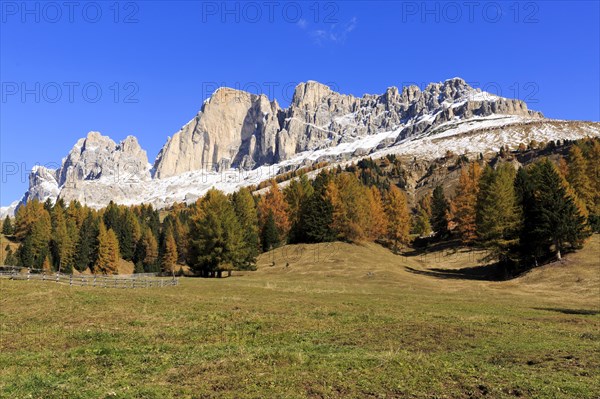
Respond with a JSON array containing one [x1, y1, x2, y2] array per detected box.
[[232, 187, 260, 268], [385, 185, 411, 253], [298, 190, 335, 243], [451, 162, 482, 243], [139, 228, 159, 272], [521, 159, 590, 261], [119, 209, 141, 261], [161, 231, 178, 274], [2, 216, 13, 236], [567, 145, 593, 212], [284, 175, 314, 241], [94, 222, 120, 274], [3, 245, 17, 265], [412, 195, 433, 236], [257, 181, 290, 244], [475, 164, 520, 263], [261, 211, 280, 251], [188, 189, 243, 276], [74, 212, 99, 272], [42, 254, 52, 272], [366, 185, 387, 240], [325, 173, 371, 242], [431, 186, 450, 238]]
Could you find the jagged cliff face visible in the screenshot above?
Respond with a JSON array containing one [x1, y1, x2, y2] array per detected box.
[[5, 77, 596, 218], [153, 89, 281, 178], [23, 132, 150, 204], [152, 78, 542, 178]]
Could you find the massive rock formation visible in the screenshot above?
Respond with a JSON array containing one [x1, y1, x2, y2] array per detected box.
[[153, 78, 542, 178], [23, 131, 150, 204], [4, 77, 596, 218], [153, 88, 282, 178]]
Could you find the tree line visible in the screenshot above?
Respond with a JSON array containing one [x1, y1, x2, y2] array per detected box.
[[2, 138, 598, 277]]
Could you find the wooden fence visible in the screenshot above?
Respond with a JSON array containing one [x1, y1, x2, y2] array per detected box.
[[0, 268, 179, 289]]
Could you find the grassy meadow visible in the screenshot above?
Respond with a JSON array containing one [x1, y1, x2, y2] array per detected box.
[[0, 236, 599, 398]]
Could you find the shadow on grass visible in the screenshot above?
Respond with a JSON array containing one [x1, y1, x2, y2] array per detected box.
[[534, 307, 600, 316], [405, 263, 505, 281]]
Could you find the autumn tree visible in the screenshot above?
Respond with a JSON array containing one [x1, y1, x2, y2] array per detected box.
[[411, 195, 432, 237], [258, 181, 290, 245], [366, 185, 387, 240], [160, 231, 178, 274], [137, 228, 159, 272], [326, 173, 371, 242], [94, 222, 120, 274], [451, 162, 482, 244], [385, 185, 411, 253], [566, 145, 593, 212]]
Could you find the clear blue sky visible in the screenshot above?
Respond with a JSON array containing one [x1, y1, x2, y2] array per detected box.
[[1, 1, 599, 206]]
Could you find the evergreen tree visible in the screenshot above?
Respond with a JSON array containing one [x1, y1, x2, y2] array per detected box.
[[232, 188, 260, 269], [514, 167, 545, 265], [451, 162, 482, 243], [74, 212, 99, 272], [431, 186, 450, 238], [2, 216, 13, 235], [119, 209, 141, 261], [50, 204, 75, 272], [385, 185, 411, 253], [475, 164, 520, 264], [298, 191, 335, 243], [188, 189, 243, 276], [522, 159, 590, 261], [3, 245, 17, 265], [284, 175, 314, 241], [261, 211, 280, 252]]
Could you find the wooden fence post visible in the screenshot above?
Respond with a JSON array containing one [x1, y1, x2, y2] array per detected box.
[[94, 275, 97, 287], [56, 273, 59, 283], [27, 268, 30, 280], [69, 274, 73, 287]]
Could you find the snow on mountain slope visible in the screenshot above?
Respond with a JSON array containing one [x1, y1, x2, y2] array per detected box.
[[2, 78, 599, 217]]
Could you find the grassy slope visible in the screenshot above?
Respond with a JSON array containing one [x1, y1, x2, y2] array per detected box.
[[0, 236, 598, 398]]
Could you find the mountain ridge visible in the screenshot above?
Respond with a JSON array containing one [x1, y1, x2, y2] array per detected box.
[[2, 78, 598, 218]]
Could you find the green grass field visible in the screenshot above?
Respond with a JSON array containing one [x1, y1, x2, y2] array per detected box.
[[1, 237, 599, 398]]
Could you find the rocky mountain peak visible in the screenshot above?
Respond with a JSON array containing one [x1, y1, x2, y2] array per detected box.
[[3, 77, 578, 219], [291, 81, 335, 108]]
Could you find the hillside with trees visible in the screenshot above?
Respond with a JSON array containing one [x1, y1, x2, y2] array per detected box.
[[3, 138, 598, 278]]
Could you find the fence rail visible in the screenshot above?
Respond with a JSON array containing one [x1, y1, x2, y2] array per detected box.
[[0, 269, 179, 289]]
